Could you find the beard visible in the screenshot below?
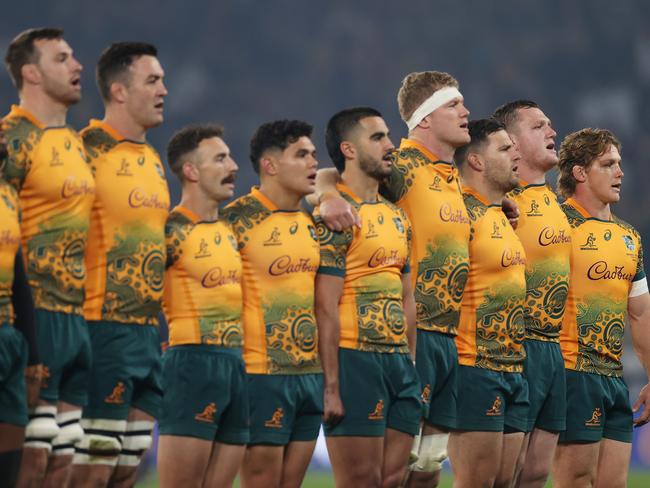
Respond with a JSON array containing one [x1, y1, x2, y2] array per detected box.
[[359, 153, 391, 181]]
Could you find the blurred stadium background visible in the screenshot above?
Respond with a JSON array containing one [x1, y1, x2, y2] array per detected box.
[[2, 1, 650, 485]]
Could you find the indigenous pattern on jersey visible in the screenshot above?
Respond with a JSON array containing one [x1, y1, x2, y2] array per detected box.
[[81, 120, 170, 326], [560, 199, 645, 377], [508, 182, 571, 342], [455, 188, 527, 372], [163, 206, 243, 347], [2, 106, 94, 314], [381, 139, 470, 335], [0, 181, 21, 323], [315, 184, 411, 353], [223, 187, 321, 375]]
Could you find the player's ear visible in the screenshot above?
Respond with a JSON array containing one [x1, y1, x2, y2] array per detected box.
[[181, 160, 199, 183], [110, 81, 128, 104], [259, 155, 277, 176], [21, 64, 41, 86], [466, 152, 483, 172], [340, 141, 355, 160], [572, 165, 586, 183]]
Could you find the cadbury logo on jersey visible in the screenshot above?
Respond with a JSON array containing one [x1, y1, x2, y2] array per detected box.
[[538, 227, 571, 247], [61, 177, 95, 199], [268, 255, 318, 276], [128, 188, 167, 209], [439, 203, 470, 224], [368, 247, 407, 268], [201, 267, 240, 288], [587, 261, 634, 282], [0, 230, 20, 246], [501, 248, 526, 268]]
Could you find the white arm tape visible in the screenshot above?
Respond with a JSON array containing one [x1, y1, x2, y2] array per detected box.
[[629, 277, 649, 298]]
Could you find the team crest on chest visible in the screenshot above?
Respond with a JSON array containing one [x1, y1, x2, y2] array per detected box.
[[214, 232, 221, 245], [117, 158, 133, 176], [580, 233, 598, 250], [64, 138, 72, 150], [377, 213, 384, 225], [264, 227, 282, 246], [429, 175, 442, 191], [604, 230, 612, 241], [289, 222, 299, 234], [544, 194, 551, 206]]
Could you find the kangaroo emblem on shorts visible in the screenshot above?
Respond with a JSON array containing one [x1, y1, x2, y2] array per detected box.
[[195, 403, 217, 423], [368, 400, 385, 420], [421, 384, 432, 404], [585, 407, 602, 427], [486, 396, 502, 416], [264, 408, 284, 428], [105, 382, 125, 404]]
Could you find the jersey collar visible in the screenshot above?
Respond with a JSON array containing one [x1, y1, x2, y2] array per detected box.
[[8, 105, 46, 129]]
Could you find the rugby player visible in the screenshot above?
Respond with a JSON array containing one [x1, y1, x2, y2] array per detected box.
[[552, 128, 650, 488], [0, 124, 40, 487], [450, 118, 528, 488], [314, 71, 475, 487], [314, 107, 421, 487], [223, 120, 323, 488], [3, 27, 95, 487], [493, 101, 570, 488], [157, 125, 246, 487], [70, 42, 170, 488]]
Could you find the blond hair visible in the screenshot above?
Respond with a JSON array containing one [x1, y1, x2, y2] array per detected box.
[[557, 128, 621, 198], [397, 71, 459, 122]]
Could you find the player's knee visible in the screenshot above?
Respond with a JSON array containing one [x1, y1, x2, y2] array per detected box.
[[345, 463, 381, 488], [411, 433, 449, 473], [51, 410, 84, 457], [73, 419, 126, 467], [24, 405, 60, 451], [116, 420, 154, 468]]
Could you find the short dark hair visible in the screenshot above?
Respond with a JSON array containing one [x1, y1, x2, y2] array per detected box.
[[249, 120, 313, 174], [557, 128, 621, 198], [455, 118, 506, 166], [492, 100, 540, 131], [167, 124, 224, 182], [4, 27, 64, 90], [325, 107, 382, 172], [96, 42, 158, 101]]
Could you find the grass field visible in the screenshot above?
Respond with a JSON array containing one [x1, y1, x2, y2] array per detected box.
[[137, 469, 650, 487]]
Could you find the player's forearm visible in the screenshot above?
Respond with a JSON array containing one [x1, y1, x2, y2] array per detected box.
[[314, 168, 341, 201], [316, 312, 341, 391], [630, 312, 650, 376], [404, 295, 417, 360]]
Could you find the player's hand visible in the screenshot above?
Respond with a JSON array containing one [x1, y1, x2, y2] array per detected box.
[[323, 388, 345, 427], [502, 197, 520, 229], [25, 364, 43, 408], [320, 194, 361, 232], [633, 382, 650, 427]]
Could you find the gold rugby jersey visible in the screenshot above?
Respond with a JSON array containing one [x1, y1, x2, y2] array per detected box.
[[2, 105, 94, 314], [0, 181, 21, 323], [163, 206, 242, 347], [382, 139, 470, 335], [508, 182, 571, 342], [81, 120, 170, 326], [315, 184, 411, 353], [223, 187, 321, 375], [456, 187, 527, 372], [560, 198, 645, 377]]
